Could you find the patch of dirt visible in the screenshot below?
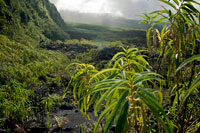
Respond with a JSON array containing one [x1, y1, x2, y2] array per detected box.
[[27, 76, 96, 133], [49, 104, 97, 133], [40, 43, 97, 59], [95, 47, 122, 61]]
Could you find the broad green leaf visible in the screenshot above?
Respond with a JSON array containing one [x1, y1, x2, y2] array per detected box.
[[141, 20, 149, 24], [84, 79, 120, 90], [93, 101, 117, 133], [147, 27, 152, 55], [94, 80, 127, 115], [86, 92, 100, 109], [104, 90, 129, 133], [127, 48, 138, 54], [159, 0, 177, 10], [151, 13, 160, 21], [79, 84, 112, 101], [188, 0, 200, 6], [161, 24, 167, 38], [176, 55, 200, 72], [138, 14, 148, 19], [184, 3, 199, 13], [89, 68, 119, 83], [173, 0, 179, 5], [179, 76, 200, 108], [138, 88, 173, 133], [153, 17, 167, 27], [63, 76, 74, 98], [65, 63, 79, 71], [182, 7, 193, 13], [111, 52, 126, 60], [115, 100, 129, 133], [134, 76, 163, 85]]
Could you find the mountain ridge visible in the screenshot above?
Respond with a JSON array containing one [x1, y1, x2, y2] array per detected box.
[[59, 9, 149, 29], [0, 0, 70, 45]]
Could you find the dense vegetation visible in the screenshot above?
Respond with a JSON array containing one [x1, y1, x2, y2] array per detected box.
[[65, 0, 200, 132], [0, 0, 70, 44], [0, 0, 71, 130], [0, 0, 199, 132]]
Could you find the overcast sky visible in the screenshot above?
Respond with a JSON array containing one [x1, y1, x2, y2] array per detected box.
[[49, 0, 167, 19]]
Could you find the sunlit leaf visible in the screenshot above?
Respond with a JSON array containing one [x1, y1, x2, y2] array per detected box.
[[176, 55, 200, 72]]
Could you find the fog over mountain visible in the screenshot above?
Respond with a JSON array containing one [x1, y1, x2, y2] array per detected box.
[[49, 0, 165, 20]]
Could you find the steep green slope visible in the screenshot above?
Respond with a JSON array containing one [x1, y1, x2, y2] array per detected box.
[[0, 34, 69, 86], [0, 0, 71, 128], [0, 0, 71, 87], [0, 0, 70, 45]]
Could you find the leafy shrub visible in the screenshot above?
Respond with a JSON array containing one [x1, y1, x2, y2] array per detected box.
[[41, 94, 63, 128], [0, 81, 34, 127], [0, 35, 69, 86], [140, 0, 200, 132], [42, 94, 62, 113], [64, 0, 200, 132], [65, 48, 172, 132]]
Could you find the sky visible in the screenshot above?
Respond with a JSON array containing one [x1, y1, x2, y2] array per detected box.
[[49, 0, 165, 19]]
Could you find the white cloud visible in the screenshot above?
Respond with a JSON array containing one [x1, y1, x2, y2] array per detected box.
[[49, 0, 171, 19], [50, 0, 124, 17]]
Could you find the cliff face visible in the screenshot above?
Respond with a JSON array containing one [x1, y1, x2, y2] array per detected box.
[[0, 0, 70, 44]]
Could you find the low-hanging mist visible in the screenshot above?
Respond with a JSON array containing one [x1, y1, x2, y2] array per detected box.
[[49, 0, 164, 19]]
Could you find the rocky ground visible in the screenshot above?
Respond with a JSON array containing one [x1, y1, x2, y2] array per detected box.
[[0, 43, 155, 133], [40, 43, 97, 59]]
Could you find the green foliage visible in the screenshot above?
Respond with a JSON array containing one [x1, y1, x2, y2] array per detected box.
[[0, 0, 70, 45], [0, 0, 6, 26], [41, 94, 63, 128], [41, 94, 62, 113], [0, 35, 69, 86], [64, 39, 95, 46], [0, 0, 72, 128], [176, 55, 200, 72], [139, 12, 166, 56], [64, 63, 99, 117], [65, 48, 172, 132], [139, 0, 200, 132], [65, 0, 200, 132], [66, 23, 146, 45], [0, 81, 34, 126], [0, 0, 199, 132], [0, 33, 69, 128]]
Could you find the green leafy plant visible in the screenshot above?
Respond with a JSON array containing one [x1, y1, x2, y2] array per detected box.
[[64, 0, 200, 132], [65, 48, 172, 132], [139, 12, 166, 56], [64, 63, 99, 117], [41, 94, 62, 128], [42, 94, 62, 112], [139, 0, 200, 132], [0, 81, 34, 127]]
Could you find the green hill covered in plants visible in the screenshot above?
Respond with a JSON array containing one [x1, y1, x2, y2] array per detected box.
[[0, 0, 199, 132], [0, 0, 71, 130], [0, 0, 70, 45], [0, 0, 72, 87]]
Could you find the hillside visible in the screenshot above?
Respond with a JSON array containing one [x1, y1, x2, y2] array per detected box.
[[0, 0, 72, 89], [0, 0, 70, 45], [0, 0, 149, 131], [1, 0, 199, 132], [0, 1, 72, 131]]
